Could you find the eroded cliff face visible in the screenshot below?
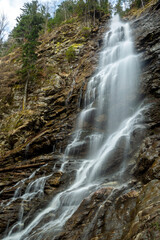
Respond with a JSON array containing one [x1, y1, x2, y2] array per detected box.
[[0, 15, 109, 236], [0, 1, 160, 239]]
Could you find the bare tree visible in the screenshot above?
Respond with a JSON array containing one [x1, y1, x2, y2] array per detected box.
[[0, 12, 8, 44], [141, 0, 144, 8], [53, 0, 58, 18], [41, 2, 50, 33]]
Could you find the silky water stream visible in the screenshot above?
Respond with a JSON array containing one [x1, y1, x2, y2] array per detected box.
[[3, 15, 146, 240]]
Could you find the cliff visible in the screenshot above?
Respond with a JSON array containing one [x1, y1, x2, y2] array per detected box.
[[0, 15, 109, 236], [0, 1, 160, 239], [54, 3, 160, 240]]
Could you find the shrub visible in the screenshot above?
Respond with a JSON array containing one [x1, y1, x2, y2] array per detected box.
[[65, 46, 76, 62], [64, 17, 76, 24], [80, 27, 91, 38]]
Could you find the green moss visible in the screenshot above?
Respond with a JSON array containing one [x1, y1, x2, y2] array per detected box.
[[56, 42, 61, 47], [55, 41, 62, 53], [62, 39, 70, 44], [13, 84, 23, 90], [81, 36, 86, 42], [71, 43, 83, 48]]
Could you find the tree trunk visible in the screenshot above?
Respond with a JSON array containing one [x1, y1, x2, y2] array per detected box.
[[94, 5, 96, 26], [23, 77, 29, 110], [141, 0, 144, 8]]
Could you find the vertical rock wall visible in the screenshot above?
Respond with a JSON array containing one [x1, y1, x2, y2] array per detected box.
[[0, 16, 109, 237], [52, 2, 160, 240]]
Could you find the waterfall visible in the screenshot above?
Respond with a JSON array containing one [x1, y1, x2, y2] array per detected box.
[[3, 15, 145, 240]]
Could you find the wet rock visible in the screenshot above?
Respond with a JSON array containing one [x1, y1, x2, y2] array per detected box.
[[53, 3, 160, 240], [55, 184, 140, 240], [55, 179, 160, 240], [47, 172, 63, 187]]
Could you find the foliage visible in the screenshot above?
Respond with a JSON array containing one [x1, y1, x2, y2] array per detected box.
[[11, 0, 48, 109], [75, 0, 86, 16], [12, 0, 47, 77], [65, 46, 76, 62], [48, 0, 75, 27], [100, 0, 111, 13], [131, 0, 150, 8], [12, 1, 45, 42], [114, 0, 151, 16], [0, 39, 18, 57], [48, 0, 111, 29], [80, 26, 91, 38], [64, 17, 77, 24], [114, 0, 125, 17]]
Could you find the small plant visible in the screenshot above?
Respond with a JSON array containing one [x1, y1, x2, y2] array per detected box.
[[80, 26, 91, 38], [65, 46, 76, 62], [64, 17, 76, 24], [152, 222, 160, 231]]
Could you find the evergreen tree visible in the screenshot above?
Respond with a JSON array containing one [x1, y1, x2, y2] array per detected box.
[[12, 0, 46, 109], [75, 0, 86, 16], [12, 0, 45, 57], [48, 0, 111, 28], [114, 0, 124, 16]]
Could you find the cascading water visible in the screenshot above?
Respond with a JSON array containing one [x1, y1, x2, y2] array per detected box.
[[3, 15, 146, 240]]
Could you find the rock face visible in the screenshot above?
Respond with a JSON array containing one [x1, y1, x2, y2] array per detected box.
[[0, 15, 109, 237], [55, 2, 160, 240], [0, 1, 160, 239]]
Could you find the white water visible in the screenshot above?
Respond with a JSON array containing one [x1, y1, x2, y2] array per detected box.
[[3, 15, 145, 240]]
